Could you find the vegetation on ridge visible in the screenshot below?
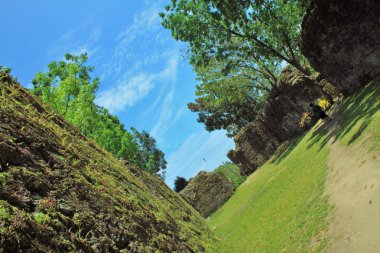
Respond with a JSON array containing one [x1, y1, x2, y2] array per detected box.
[[214, 162, 246, 189], [31, 53, 166, 179]]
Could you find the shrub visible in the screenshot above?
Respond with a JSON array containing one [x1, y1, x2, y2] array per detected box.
[[299, 112, 314, 128], [174, 177, 189, 193], [0, 65, 11, 74], [33, 212, 50, 224]]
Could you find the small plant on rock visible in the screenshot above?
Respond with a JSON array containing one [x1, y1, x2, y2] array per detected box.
[[33, 212, 50, 224], [299, 112, 314, 128]]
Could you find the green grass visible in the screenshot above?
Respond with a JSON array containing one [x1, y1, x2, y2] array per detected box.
[[214, 163, 246, 188], [208, 76, 380, 253], [209, 130, 330, 252], [306, 76, 380, 153]]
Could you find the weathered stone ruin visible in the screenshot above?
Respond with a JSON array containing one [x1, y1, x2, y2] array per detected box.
[[229, 0, 380, 176], [228, 67, 332, 175], [179, 171, 234, 218], [300, 0, 380, 95]]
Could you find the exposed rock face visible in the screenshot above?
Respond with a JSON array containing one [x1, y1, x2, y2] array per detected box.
[[228, 67, 327, 175], [300, 0, 380, 95], [0, 73, 214, 253], [180, 171, 234, 218]]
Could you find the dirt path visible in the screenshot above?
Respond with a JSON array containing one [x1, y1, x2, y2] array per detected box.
[[325, 135, 380, 252]]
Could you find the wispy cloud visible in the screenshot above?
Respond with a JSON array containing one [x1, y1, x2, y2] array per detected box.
[[102, 4, 166, 79], [96, 1, 180, 113], [95, 51, 179, 113], [116, 7, 161, 42], [48, 23, 102, 59], [165, 130, 235, 188], [95, 73, 155, 112], [149, 84, 185, 141]]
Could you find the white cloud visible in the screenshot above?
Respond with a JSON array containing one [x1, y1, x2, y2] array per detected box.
[[165, 130, 235, 188], [96, 2, 180, 113], [95, 52, 179, 112], [48, 24, 102, 59], [105, 5, 165, 78], [149, 85, 185, 141], [116, 7, 161, 41], [95, 73, 155, 112]]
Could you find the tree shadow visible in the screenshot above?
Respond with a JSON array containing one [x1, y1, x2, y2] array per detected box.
[[306, 76, 380, 151], [271, 136, 303, 165], [269, 76, 380, 165]]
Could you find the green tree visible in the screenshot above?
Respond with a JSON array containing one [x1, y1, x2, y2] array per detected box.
[[188, 59, 268, 137], [161, 0, 308, 75], [31, 53, 166, 179], [174, 176, 189, 192], [132, 128, 167, 179], [161, 0, 310, 135], [32, 53, 99, 135], [0, 65, 11, 74]]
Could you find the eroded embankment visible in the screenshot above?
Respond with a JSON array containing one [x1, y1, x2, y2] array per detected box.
[[0, 73, 214, 252]]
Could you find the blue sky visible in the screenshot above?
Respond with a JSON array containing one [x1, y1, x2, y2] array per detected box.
[[0, 0, 234, 187]]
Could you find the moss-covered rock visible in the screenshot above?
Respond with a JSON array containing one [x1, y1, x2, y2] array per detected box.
[[180, 171, 234, 218]]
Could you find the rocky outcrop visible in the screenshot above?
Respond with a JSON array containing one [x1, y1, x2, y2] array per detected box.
[[180, 171, 234, 218], [228, 67, 329, 175], [300, 0, 380, 95]]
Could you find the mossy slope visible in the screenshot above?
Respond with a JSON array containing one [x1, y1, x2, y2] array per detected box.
[[0, 73, 214, 252]]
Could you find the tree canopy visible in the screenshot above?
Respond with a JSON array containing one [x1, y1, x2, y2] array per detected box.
[[32, 53, 167, 179], [174, 176, 189, 192], [132, 128, 167, 179], [188, 59, 266, 137], [161, 0, 310, 135], [161, 0, 308, 75]]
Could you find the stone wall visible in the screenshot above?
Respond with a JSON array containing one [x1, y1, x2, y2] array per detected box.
[[179, 171, 234, 218], [300, 0, 380, 95], [228, 67, 328, 175]]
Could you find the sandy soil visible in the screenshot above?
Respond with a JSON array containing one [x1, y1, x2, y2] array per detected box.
[[325, 136, 380, 253]]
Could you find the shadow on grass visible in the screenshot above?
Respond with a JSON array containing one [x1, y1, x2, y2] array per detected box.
[[271, 136, 303, 165], [270, 76, 380, 164], [306, 76, 380, 151]]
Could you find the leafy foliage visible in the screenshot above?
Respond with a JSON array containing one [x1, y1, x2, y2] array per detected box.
[[188, 59, 267, 137], [161, 0, 310, 136], [174, 176, 189, 192], [161, 0, 308, 74], [31, 53, 166, 178], [0, 65, 11, 74], [132, 128, 167, 179]]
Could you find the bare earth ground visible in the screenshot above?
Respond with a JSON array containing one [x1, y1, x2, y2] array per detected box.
[[325, 134, 380, 253]]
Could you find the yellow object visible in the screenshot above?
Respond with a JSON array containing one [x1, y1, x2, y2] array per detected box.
[[319, 98, 331, 111]]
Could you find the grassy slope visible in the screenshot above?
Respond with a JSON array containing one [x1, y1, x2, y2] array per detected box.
[[208, 76, 380, 253], [0, 73, 214, 252], [214, 163, 246, 188]]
